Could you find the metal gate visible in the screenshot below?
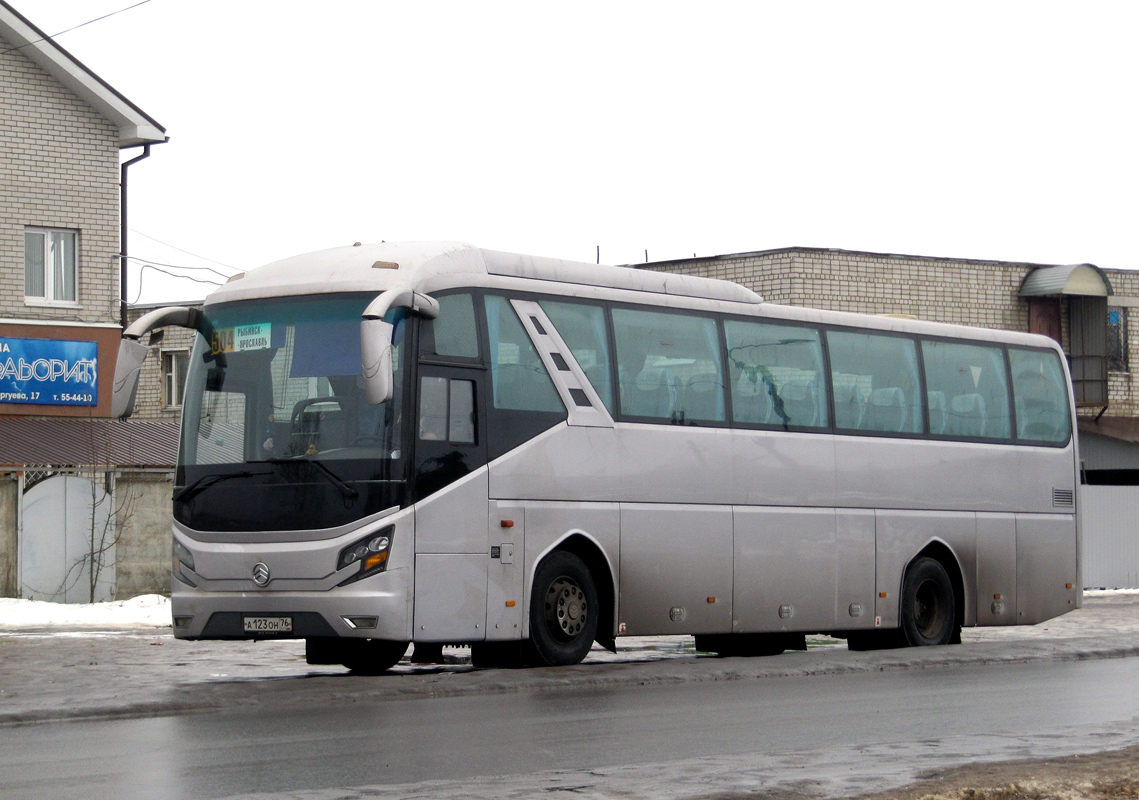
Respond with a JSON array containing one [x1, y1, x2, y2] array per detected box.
[[20, 471, 116, 603], [1082, 485, 1139, 589]]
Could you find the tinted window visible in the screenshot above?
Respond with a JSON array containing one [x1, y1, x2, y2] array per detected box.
[[724, 319, 828, 428], [421, 293, 480, 359], [418, 377, 476, 443], [922, 340, 1011, 440], [612, 308, 724, 423], [485, 296, 563, 412], [1009, 348, 1072, 444], [828, 330, 922, 434], [540, 300, 615, 414]]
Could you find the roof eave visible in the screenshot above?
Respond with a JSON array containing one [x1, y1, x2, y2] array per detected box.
[[0, 0, 167, 147]]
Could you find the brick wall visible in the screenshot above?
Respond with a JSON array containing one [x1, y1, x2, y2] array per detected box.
[[649, 248, 1035, 330], [114, 470, 174, 599], [1105, 271, 1139, 417], [0, 30, 120, 326]]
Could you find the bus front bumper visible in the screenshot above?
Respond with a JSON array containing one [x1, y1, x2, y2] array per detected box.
[[170, 567, 411, 641]]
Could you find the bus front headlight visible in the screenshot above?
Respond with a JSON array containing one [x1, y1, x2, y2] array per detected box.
[[337, 525, 395, 585], [173, 538, 197, 587]]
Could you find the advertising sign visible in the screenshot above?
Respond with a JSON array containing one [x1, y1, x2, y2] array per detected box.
[[0, 337, 98, 406]]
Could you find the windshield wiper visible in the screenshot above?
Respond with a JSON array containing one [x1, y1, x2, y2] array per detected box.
[[174, 470, 266, 503], [260, 457, 360, 500]]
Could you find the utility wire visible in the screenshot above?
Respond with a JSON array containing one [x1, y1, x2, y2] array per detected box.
[[129, 228, 240, 272], [129, 263, 224, 305], [1, 0, 156, 56], [123, 254, 232, 281]]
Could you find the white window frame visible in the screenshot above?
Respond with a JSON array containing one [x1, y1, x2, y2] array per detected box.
[[162, 348, 190, 409], [24, 227, 79, 305]]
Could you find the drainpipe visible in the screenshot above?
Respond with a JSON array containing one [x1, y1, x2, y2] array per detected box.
[[120, 144, 152, 331]]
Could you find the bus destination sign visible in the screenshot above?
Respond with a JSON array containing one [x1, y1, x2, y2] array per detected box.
[[211, 323, 272, 355]]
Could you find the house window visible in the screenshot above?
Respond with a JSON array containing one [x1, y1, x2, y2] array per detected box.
[[163, 350, 189, 408], [1108, 307, 1128, 372], [24, 228, 78, 303]]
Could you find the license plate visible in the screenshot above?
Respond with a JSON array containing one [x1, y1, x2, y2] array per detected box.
[[243, 616, 293, 634]]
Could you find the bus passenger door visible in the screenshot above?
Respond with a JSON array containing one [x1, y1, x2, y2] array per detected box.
[[412, 363, 491, 642]]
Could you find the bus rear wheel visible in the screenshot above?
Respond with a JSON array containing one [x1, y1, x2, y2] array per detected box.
[[899, 557, 957, 647], [529, 551, 598, 667]]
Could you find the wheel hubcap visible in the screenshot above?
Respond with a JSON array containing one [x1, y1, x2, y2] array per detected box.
[[914, 579, 947, 638], [545, 576, 588, 642]]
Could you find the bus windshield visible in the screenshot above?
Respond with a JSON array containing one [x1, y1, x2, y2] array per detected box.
[[176, 293, 408, 533]]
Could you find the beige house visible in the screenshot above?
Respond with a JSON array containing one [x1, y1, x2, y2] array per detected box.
[[0, 1, 170, 600]]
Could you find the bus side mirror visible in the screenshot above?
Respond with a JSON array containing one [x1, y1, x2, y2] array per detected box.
[[112, 305, 206, 419], [111, 337, 150, 418], [361, 317, 394, 405]]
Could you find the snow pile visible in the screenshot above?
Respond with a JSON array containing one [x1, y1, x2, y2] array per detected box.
[[0, 594, 171, 629]]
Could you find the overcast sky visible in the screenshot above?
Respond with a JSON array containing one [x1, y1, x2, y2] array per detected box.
[[13, 1, 1139, 303]]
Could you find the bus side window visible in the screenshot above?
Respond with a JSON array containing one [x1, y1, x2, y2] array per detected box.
[[612, 307, 724, 424], [418, 376, 476, 443], [921, 340, 1011, 440], [724, 319, 828, 429], [484, 296, 563, 413], [1009, 348, 1071, 444], [540, 300, 615, 414], [420, 294, 480, 360], [827, 330, 922, 435]]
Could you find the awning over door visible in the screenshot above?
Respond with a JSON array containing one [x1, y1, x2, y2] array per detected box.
[[1020, 264, 1113, 408], [1018, 263, 1113, 297]]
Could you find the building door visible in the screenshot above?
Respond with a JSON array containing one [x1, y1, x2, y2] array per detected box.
[[1028, 298, 1062, 344], [1069, 296, 1108, 406]]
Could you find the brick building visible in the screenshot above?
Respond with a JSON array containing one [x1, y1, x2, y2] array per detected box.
[[0, 1, 171, 600], [1, 1, 165, 415]]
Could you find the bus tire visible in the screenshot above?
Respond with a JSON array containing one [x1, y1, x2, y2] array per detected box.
[[899, 557, 957, 647], [528, 550, 598, 667], [341, 639, 409, 674]]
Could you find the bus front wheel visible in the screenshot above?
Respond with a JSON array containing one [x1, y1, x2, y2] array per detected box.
[[899, 557, 957, 647], [528, 551, 599, 667]]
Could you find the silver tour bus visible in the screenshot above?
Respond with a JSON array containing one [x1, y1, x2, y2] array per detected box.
[[113, 242, 1081, 671]]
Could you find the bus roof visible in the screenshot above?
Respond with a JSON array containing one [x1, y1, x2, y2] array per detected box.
[[207, 241, 1061, 352], [211, 241, 764, 306]]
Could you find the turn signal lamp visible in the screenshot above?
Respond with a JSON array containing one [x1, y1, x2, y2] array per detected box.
[[337, 526, 395, 586]]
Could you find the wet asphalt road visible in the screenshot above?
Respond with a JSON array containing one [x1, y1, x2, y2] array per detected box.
[[2, 650, 1139, 799], [1, 595, 1138, 799]]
